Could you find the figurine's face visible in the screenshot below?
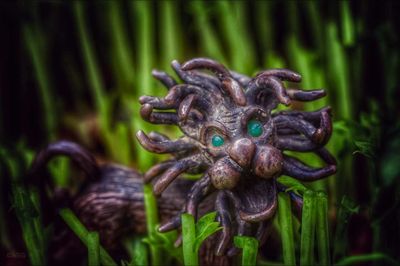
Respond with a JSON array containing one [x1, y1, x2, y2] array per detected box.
[[198, 104, 283, 190]]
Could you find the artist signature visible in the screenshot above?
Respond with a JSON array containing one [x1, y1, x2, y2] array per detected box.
[[6, 251, 26, 259]]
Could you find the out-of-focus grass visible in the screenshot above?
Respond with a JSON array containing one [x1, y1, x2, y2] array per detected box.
[[234, 236, 259, 266], [60, 208, 117, 266]]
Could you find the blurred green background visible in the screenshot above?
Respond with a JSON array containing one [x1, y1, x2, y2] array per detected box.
[[0, 1, 399, 265]]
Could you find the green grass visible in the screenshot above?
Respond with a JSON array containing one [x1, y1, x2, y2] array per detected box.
[[1, 1, 399, 266]]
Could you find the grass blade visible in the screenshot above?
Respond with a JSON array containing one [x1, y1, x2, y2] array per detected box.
[[316, 191, 331, 265], [132, 1, 156, 171], [87, 232, 100, 266], [23, 25, 56, 141], [143, 184, 162, 266], [278, 192, 296, 265], [59, 208, 117, 266], [300, 190, 317, 266], [336, 253, 398, 266], [234, 236, 259, 266], [181, 213, 198, 266]]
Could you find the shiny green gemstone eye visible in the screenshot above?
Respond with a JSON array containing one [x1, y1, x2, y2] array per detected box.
[[211, 134, 225, 147], [247, 120, 263, 137]]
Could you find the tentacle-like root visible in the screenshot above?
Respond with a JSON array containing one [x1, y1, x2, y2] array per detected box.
[[215, 191, 233, 256], [275, 108, 332, 147], [274, 106, 331, 122], [139, 95, 175, 109], [152, 156, 201, 195], [286, 89, 326, 101], [152, 69, 177, 89], [29, 140, 99, 183], [246, 75, 291, 106], [182, 58, 247, 106], [282, 154, 337, 181], [147, 131, 170, 142], [143, 161, 176, 183], [158, 174, 213, 232], [171, 60, 220, 92], [229, 70, 251, 86], [178, 94, 198, 122], [140, 104, 179, 125], [255, 69, 302, 82], [136, 130, 196, 154]]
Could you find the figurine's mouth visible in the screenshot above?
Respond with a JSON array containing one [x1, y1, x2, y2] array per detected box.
[[229, 177, 277, 223]]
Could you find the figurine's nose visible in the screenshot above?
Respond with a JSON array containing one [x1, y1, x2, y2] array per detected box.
[[228, 138, 255, 168]]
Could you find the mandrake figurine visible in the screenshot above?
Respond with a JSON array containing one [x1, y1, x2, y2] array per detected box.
[[28, 57, 336, 264], [137, 57, 336, 255]]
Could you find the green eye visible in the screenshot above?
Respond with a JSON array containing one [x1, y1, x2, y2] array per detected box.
[[211, 134, 225, 147], [247, 120, 263, 137]]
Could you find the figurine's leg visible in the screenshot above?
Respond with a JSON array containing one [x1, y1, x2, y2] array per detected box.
[[255, 220, 273, 246], [152, 70, 177, 89], [282, 155, 337, 181], [136, 130, 196, 154], [143, 160, 175, 183], [215, 191, 233, 256], [158, 174, 213, 232], [186, 174, 213, 218], [153, 158, 199, 195], [140, 104, 178, 125], [286, 89, 326, 101]]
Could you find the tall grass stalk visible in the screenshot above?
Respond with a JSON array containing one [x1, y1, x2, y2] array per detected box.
[[340, 1, 355, 47], [126, 237, 149, 266], [74, 2, 132, 164], [108, 1, 135, 93], [3, 147, 46, 266], [190, 1, 226, 63], [132, 1, 156, 171], [216, 1, 254, 73], [12, 185, 46, 266], [326, 22, 352, 120], [160, 1, 182, 69], [87, 232, 100, 266], [181, 213, 198, 266], [316, 191, 331, 265], [73, 2, 107, 118], [23, 25, 56, 141], [234, 236, 259, 266], [300, 190, 317, 266], [59, 208, 117, 266], [143, 184, 162, 266], [159, 0, 183, 139], [277, 192, 296, 265], [336, 253, 398, 266]]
